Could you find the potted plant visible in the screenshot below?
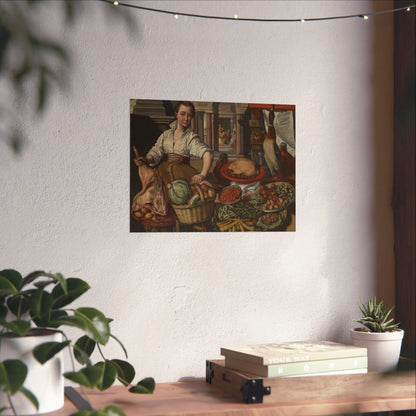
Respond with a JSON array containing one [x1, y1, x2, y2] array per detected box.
[[351, 296, 404, 372], [0, 269, 155, 416]]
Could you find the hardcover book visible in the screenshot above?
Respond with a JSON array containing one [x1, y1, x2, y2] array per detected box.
[[224, 355, 368, 377], [220, 341, 368, 366]]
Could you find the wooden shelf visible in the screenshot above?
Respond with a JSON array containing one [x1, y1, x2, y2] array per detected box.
[[50, 367, 415, 416]]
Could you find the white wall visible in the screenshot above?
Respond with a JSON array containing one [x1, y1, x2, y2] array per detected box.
[[0, 1, 395, 383]]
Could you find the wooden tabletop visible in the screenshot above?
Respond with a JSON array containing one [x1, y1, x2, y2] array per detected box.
[[49, 370, 415, 416]]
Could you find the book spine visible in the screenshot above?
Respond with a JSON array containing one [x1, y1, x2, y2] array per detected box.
[[225, 356, 368, 377], [267, 356, 368, 377]]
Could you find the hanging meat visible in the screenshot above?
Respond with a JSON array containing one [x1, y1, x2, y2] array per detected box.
[[131, 147, 168, 216]]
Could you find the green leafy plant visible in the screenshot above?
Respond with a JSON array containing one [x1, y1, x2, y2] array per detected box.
[[0, 0, 135, 154], [353, 296, 400, 333], [0, 269, 154, 416]]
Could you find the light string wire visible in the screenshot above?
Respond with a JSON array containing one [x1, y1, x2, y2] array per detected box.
[[99, 0, 415, 22]]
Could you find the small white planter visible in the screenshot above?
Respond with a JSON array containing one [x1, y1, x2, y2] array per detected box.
[[0, 329, 64, 415], [351, 328, 404, 372]]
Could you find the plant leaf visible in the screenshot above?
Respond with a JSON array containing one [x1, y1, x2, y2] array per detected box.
[[0, 276, 19, 296], [52, 315, 89, 333], [29, 290, 53, 326], [37, 66, 48, 113], [33, 280, 55, 290], [110, 359, 135, 386], [19, 386, 39, 411], [94, 361, 117, 391], [64, 366, 102, 389], [74, 308, 110, 345], [68, 406, 127, 416], [0, 319, 31, 336], [74, 335, 96, 365], [45, 309, 68, 328], [0, 269, 22, 291], [0, 303, 7, 321], [53, 310, 109, 345], [12, 56, 33, 86], [51, 278, 90, 308], [68, 412, 91, 416], [22, 270, 51, 287], [43, 40, 70, 64], [7, 295, 30, 318], [0, 19, 11, 71], [52, 273, 67, 294], [110, 333, 128, 359], [128, 377, 155, 394], [33, 340, 70, 364], [98, 406, 127, 416], [21, 271, 67, 293], [0, 359, 27, 395]]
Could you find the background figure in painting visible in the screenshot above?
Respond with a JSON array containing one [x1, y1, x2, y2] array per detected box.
[[142, 101, 213, 187], [229, 126, 237, 148]]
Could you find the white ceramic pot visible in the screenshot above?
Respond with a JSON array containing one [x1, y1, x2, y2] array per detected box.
[[350, 328, 404, 372], [0, 329, 64, 415]]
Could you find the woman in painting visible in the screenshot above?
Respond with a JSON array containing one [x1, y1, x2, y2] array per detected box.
[[137, 101, 213, 187]]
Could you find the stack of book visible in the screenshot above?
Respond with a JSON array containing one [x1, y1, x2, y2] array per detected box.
[[220, 340, 368, 378]]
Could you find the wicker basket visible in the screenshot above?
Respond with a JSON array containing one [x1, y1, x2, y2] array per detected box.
[[171, 184, 215, 225]]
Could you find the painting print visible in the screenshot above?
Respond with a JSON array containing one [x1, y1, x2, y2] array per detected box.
[[130, 99, 295, 232]]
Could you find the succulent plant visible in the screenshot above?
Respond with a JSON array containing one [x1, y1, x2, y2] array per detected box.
[[353, 296, 400, 333]]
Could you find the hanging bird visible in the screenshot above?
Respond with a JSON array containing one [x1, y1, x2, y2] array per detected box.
[[262, 106, 282, 177], [274, 142, 296, 185], [280, 143, 295, 178]]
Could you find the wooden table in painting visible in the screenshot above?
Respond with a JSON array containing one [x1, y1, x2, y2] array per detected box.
[[51, 367, 415, 416]]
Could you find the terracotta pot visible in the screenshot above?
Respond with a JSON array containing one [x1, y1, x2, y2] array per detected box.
[[350, 328, 404, 372], [0, 329, 64, 415]]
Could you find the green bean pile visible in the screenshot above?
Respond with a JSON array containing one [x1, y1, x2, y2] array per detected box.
[[217, 199, 264, 221]]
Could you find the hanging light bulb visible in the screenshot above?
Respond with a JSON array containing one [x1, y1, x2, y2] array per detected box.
[[234, 14, 239, 19], [113, 1, 119, 5], [174, 14, 179, 19]]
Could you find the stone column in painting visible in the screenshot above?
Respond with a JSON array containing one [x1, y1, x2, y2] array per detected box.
[[194, 111, 205, 140], [193, 101, 216, 148], [212, 103, 219, 152], [235, 103, 249, 158], [205, 112, 213, 148]]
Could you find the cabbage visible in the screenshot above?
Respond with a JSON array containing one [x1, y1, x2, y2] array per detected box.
[[167, 179, 192, 205]]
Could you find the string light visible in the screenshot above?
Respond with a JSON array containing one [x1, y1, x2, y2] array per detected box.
[[99, 0, 415, 23]]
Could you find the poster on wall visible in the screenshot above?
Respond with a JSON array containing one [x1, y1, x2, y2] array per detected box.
[[130, 99, 295, 232]]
